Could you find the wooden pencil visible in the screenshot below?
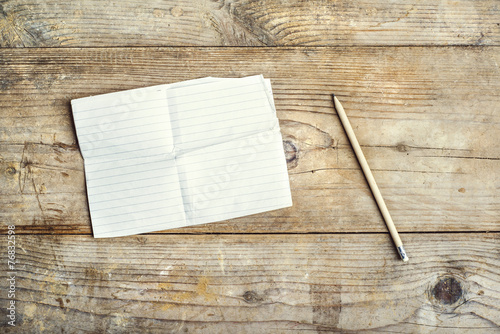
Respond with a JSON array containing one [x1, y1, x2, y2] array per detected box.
[[332, 94, 409, 262]]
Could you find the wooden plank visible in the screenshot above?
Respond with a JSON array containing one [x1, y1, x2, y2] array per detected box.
[[0, 0, 499, 47], [0, 233, 498, 332], [1, 46, 499, 234]]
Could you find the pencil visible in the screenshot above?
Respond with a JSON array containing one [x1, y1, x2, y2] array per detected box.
[[332, 94, 409, 262]]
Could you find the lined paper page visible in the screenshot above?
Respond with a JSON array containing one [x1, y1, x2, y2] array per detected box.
[[71, 76, 292, 238], [177, 129, 292, 224], [72, 86, 173, 160], [84, 158, 185, 237], [166, 75, 291, 224], [167, 75, 277, 153], [72, 86, 185, 238]]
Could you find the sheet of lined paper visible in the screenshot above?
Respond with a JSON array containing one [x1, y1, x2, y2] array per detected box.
[[71, 86, 186, 237], [71, 75, 292, 238]]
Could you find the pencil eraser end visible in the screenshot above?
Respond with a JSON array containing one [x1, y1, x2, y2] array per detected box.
[[398, 245, 409, 262]]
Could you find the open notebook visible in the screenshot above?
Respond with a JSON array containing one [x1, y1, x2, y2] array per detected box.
[[71, 75, 292, 238]]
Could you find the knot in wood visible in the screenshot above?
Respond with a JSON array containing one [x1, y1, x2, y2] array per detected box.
[[243, 291, 263, 304], [6, 166, 17, 175], [283, 139, 298, 169], [171, 6, 183, 17], [431, 276, 463, 305], [396, 143, 409, 152]]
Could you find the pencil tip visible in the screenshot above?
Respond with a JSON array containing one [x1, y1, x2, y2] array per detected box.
[[332, 93, 335, 98]]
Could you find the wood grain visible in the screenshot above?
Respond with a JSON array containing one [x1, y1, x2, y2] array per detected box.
[[1, 1, 498, 332], [0, 0, 499, 47], [0, 233, 498, 332], [1, 46, 499, 235]]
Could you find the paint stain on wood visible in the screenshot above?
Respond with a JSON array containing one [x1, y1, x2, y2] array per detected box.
[[195, 276, 216, 301], [160, 277, 216, 311]]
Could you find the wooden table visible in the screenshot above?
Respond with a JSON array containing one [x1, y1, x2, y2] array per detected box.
[[1, 1, 499, 332]]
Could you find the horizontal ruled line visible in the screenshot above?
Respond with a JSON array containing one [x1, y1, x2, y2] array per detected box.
[[76, 109, 167, 130], [75, 104, 166, 122], [168, 82, 261, 101], [73, 97, 166, 114], [78, 120, 171, 138]]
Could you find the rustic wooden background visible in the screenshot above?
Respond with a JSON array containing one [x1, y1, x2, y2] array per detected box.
[[1, 0, 499, 332]]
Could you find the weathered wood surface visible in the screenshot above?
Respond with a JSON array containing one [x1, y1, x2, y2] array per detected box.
[[1, 46, 499, 234], [1, 0, 499, 47], [1, 233, 499, 333], [1, 0, 499, 332]]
